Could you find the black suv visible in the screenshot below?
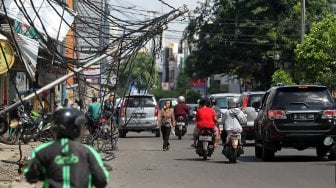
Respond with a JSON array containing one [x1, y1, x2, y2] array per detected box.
[[253, 85, 336, 161]]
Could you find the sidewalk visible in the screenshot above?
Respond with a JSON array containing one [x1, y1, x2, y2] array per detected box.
[[0, 143, 39, 188]]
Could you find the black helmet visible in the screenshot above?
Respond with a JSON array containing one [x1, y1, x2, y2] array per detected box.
[[211, 98, 217, 106], [199, 98, 210, 107], [52, 108, 86, 139]]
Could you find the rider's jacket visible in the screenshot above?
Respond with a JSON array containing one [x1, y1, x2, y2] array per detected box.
[[222, 108, 247, 132], [174, 103, 189, 116], [24, 138, 109, 188]]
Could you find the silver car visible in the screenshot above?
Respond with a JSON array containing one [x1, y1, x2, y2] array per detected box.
[[118, 94, 160, 138], [237, 91, 265, 142]]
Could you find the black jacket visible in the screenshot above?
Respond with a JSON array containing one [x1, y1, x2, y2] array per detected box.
[[24, 138, 109, 188]]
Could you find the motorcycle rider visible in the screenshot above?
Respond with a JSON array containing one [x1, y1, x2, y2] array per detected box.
[[191, 98, 219, 148], [103, 93, 115, 118], [24, 108, 109, 187], [174, 96, 189, 132], [211, 98, 222, 123], [221, 98, 247, 145]]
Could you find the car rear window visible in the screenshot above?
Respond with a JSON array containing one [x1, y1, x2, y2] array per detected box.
[[248, 94, 264, 107], [159, 99, 178, 109], [216, 96, 240, 109], [272, 87, 333, 110], [125, 96, 155, 107]]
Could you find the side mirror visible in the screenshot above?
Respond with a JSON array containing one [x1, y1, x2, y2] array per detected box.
[[252, 101, 260, 111]]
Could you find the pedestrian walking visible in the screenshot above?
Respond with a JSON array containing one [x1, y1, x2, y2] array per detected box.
[[158, 100, 175, 151]]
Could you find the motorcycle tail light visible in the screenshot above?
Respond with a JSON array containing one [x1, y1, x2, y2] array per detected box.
[[178, 116, 184, 121], [231, 130, 238, 135], [268, 110, 287, 120]]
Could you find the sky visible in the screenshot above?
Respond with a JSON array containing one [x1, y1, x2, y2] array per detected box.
[[109, 0, 201, 44]]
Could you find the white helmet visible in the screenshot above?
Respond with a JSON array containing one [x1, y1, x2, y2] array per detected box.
[[228, 98, 238, 108], [178, 96, 185, 103]]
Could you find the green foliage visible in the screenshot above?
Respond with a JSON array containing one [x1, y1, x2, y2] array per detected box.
[[185, 0, 333, 89], [185, 90, 202, 104], [271, 69, 294, 86], [295, 14, 336, 87], [152, 88, 177, 101], [175, 73, 191, 96], [117, 52, 158, 93]]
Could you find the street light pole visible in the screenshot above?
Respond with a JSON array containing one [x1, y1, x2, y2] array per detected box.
[[301, 0, 305, 43]]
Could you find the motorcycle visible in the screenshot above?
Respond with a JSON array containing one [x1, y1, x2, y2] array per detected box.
[[175, 115, 187, 140], [7, 108, 53, 144], [222, 129, 244, 163], [323, 136, 336, 160], [195, 128, 215, 160]]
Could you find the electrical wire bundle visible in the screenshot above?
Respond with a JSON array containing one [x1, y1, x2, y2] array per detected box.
[[0, 0, 188, 163]]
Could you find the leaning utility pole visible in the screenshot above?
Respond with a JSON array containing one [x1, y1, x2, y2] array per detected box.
[[0, 5, 189, 115]]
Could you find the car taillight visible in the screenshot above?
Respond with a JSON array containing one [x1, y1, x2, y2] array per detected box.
[[242, 95, 249, 110], [268, 110, 286, 120], [155, 105, 158, 117], [322, 110, 336, 119]]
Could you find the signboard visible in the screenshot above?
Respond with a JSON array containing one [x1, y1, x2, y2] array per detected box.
[[0, 40, 15, 75], [191, 79, 206, 97], [191, 79, 206, 87]]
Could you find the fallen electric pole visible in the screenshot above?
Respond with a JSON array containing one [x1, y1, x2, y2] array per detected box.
[[0, 5, 188, 115]]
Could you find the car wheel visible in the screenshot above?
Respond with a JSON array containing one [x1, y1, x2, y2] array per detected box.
[[155, 129, 160, 137], [255, 141, 262, 158], [119, 130, 126, 138], [262, 140, 274, 161], [316, 145, 328, 158]]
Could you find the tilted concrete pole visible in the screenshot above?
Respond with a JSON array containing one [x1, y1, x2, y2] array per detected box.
[[0, 5, 189, 115]]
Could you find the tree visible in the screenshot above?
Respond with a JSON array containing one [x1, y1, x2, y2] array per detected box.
[[117, 52, 158, 94], [185, 0, 333, 89], [175, 73, 191, 96], [295, 14, 336, 88], [271, 68, 294, 86]]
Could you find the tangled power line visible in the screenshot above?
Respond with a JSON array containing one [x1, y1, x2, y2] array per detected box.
[[0, 0, 189, 115]]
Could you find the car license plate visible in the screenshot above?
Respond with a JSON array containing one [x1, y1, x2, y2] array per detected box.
[[131, 113, 146, 118], [199, 136, 212, 141], [294, 113, 314, 120]]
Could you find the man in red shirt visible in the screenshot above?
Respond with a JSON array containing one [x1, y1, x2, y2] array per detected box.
[[174, 96, 189, 121], [191, 98, 219, 147]]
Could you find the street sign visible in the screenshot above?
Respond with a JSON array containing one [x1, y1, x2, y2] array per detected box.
[[0, 39, 15, 75]]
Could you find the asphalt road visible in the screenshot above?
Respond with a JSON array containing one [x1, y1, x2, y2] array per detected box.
[[108, 123, 336, 188]]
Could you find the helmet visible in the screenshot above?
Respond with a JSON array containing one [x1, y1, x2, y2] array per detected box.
[[228, 98, 238, 109], [211, 98, 217, 106], [52, 108, 86, 139], [178, 96, 185, 103], [198, 98, 210, 107]]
